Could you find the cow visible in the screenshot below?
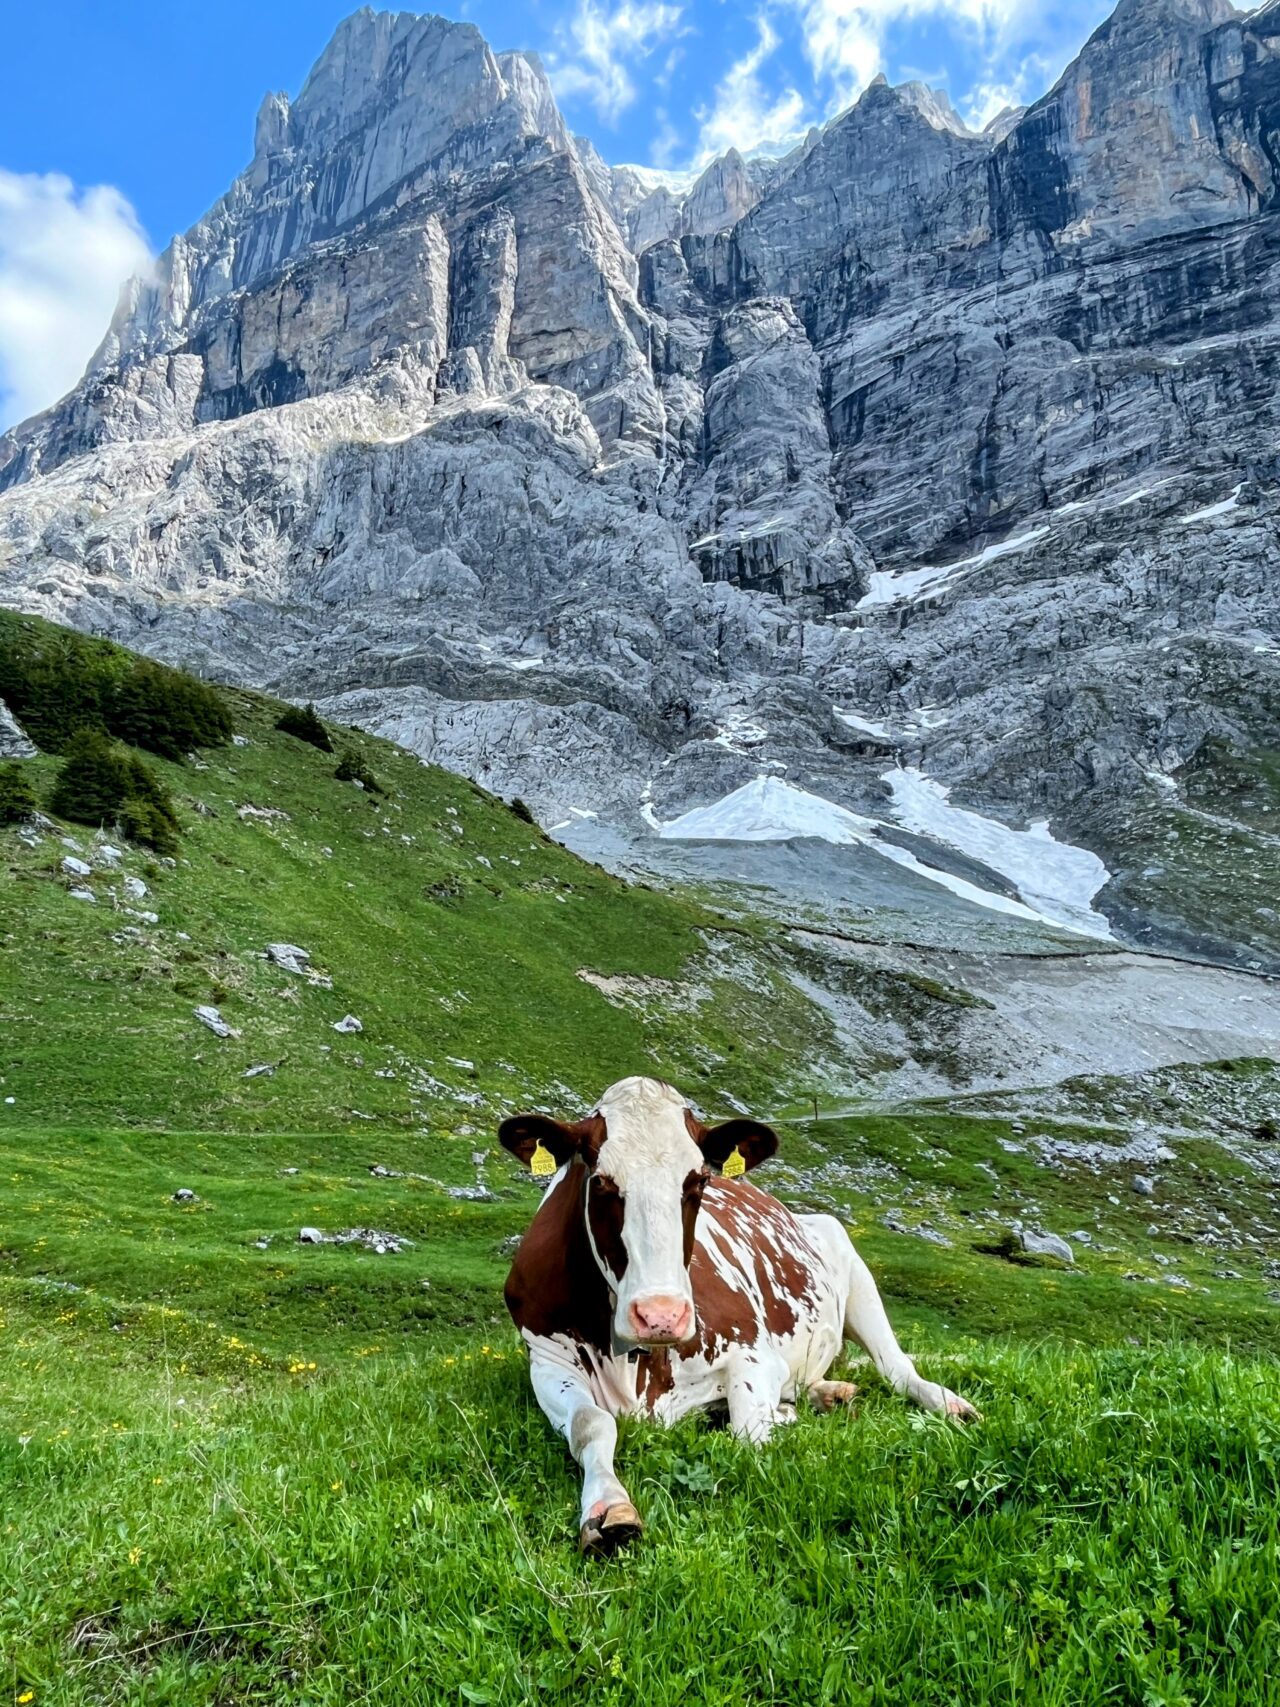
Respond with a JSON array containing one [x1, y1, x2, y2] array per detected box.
[[502, 1075, 977, 1556]]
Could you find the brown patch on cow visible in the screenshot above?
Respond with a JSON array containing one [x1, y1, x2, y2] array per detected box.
[[586, 1174, 628, 1281], [636, 1347, 675, 1410], [505, 1160, 612, 1351], [681, 1168, 707, 1265], [678, 1179, 817, 1361]]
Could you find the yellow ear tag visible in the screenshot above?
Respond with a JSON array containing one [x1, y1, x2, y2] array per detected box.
[[530, 1140, 557, 1178], [722, 1145, 746, 1180]]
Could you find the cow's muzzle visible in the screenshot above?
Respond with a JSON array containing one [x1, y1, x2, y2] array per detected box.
[[626, 1295, 695, 1347]]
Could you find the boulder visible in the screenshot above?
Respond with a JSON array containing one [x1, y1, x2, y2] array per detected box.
[[266, 942, 311, 974], [193, 1004, 240, 1039], [333, 1014, 363, 1034], [1016, 1226, 1074, 1265], [0, 699, 36, 759]]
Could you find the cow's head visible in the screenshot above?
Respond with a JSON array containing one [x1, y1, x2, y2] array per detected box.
[[500, 1076, 777, 1349]]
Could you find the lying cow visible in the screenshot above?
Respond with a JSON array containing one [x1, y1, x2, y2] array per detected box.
[[502, 1075, 977, 1555]]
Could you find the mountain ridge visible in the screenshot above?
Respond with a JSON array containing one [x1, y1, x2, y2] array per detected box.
[[0, 0, 1277, 973]]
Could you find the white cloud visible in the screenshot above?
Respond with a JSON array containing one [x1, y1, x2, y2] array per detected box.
[[693, 14, 809, 166], [0, 170, 151, 433], [550, 0, 686, 123], [786, 0, 1036, 109], [650, 106, 684, 167], [962, 76, 1028, 130]]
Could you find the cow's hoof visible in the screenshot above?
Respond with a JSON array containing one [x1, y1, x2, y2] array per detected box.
[[944, 1389, 982, 1424], [809, 1379, 859, 1413], [579, 1501, 644, 1559]]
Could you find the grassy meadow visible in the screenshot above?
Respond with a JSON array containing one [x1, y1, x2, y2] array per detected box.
[[3, 612, 1280, 1703]]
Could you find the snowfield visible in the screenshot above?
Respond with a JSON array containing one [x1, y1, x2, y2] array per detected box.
[[882, 768, 1114, 939], [652, 774, 1114, 939]]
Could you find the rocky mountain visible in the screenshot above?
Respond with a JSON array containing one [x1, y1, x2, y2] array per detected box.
[[1, 0, 1278, 973]]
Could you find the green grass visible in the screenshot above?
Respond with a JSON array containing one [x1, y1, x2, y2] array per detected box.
[[3, 1089, 1280, 1702], [5, 1301, 1279, 1706]]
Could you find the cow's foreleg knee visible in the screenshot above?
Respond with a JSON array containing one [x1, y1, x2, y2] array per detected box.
[[726, 1349, 792, 1445], [842, 1244, 979, 1422]]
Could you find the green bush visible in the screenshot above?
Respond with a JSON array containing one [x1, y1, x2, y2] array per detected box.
[[275, 703, 333, 752], [0, 615, 232, 759], [0, 762, 38, 824], [335, 749, 383, 794], [48, 731, 182, 854]]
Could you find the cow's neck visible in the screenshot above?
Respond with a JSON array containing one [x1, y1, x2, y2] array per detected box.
[[505, 1158, 615, 1351]]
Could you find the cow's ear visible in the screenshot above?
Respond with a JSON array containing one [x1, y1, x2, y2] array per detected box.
[[499, 1113, 599, 1170], [687, 1112, 779, 1174]]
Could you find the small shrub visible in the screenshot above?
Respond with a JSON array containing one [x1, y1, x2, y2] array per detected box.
[[276, 703, 333, 752], [49, 732, 181, 855], [119, 795, 180, 858], [509, 797, 535, 824], [335, 749, 383, 794], [0, 762, 38, 824]]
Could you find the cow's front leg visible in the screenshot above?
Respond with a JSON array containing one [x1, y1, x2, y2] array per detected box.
[[527, 1340, 642, 1556], [725, 1346, 793, 1445]]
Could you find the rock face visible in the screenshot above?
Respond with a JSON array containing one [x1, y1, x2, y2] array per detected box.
[[1, 0, 1279, 968], [0, 699, 36, 759]]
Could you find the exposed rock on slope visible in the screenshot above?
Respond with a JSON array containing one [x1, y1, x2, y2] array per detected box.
[[1, 0, 1278, 968]]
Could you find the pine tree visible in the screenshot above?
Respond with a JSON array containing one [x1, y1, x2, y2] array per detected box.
[[0, 763, 38, 824], [276, 703, 333, 752], [49, 731, 131, 825], [49, 732, 182, 854], [110, 659, 233, 760], [335, 749, 383, 794]]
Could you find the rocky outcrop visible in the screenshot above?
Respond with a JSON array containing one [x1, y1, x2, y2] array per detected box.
[[1, 0, 1279, 969], [0, 699, 37, 759]]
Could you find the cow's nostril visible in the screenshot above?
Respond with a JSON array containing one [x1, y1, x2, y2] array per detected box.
[[630, 1297, 694, 1342]]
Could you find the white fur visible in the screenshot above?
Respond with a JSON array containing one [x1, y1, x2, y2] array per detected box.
[[591, 1077, 703, 1338]]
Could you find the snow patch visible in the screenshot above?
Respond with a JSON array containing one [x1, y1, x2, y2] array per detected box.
[[858, 527, 1049, 610], [833, 708, 894, 741], [882, 768, 1113, 940], [1180, 484, 1244, 526], [655, 775, 878, 844], [651, 773, 1109, 938]]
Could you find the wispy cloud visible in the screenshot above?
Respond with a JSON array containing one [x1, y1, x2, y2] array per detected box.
[[0, 170, 152, 433], [693, 14, 808, 166], [549, 0, 687, 123], [785, 0, 1037, 111]]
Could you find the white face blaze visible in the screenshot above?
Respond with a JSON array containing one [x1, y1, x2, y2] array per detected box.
[[590, 1077, 704, 1347]]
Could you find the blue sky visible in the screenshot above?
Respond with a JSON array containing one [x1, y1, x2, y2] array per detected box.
[[0, 0, 1116, 429]]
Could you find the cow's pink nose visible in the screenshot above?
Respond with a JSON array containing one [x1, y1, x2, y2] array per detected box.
[[629, 1296, 694, 1344]]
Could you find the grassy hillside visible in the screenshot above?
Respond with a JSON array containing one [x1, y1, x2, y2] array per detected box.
[[4, 613, 1280, 1703], [0, 610, 835, 1135]]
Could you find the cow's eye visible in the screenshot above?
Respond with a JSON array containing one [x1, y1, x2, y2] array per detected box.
[[591, 1173, 620, 1198]]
